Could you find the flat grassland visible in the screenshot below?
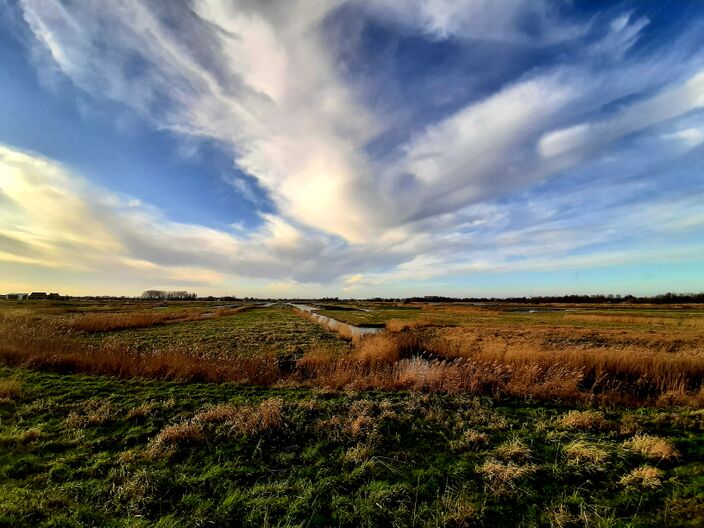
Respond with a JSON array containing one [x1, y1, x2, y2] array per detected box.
[[1, 300, 703, 526]]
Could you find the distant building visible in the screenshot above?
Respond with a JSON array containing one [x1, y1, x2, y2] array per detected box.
[[29, 292, 48, 300], [47, 292, 61, 299], [5, 293, 29, 301]]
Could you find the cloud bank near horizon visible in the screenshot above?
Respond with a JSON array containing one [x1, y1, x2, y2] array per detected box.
[[1, 0, 703, 296]]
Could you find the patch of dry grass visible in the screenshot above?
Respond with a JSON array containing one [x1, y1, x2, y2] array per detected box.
[[65, 400, 114, 428], [556, 410, 609, 431], [0, 427, 41, 447], [451, 429, 489, 451], [232, 398, 285, 435], [67, 305, 254, 333], [0, 314, 281, 384], [69, 311, 200, 332], [385, 318, 436, 332], [126, 403, 156, 421], [0, 378, 22, 400], [352, 334, 402, 364], [495, 438, 531, 461], [563, 440, 609, 467], [565, 313, 704, 327], [620, 466, 665, 488], [191, 398, 286, 436], [342, 442, 373, 464], [146, 421, 203, 458], [624, 434, 679, 461], [477, 459, 539, 494], [438, 487, 478, 526]]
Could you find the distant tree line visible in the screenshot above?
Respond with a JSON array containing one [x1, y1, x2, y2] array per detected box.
[[399, 293, 704, 304], [28, 291, 703, 304], [141, 290, 197, 300]]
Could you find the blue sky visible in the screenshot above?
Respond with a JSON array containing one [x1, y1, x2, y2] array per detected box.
[[0, 0, 703, 297]]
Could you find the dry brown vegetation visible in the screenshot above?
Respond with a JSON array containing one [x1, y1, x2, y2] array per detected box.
[[65, 400, 115, 429], [0, 314, 280, 385], [495, 438, 532, 461], [565, 313, 704, 327], [68, 305, 252, 332], [557, 410, 609, 431], [146, 421, 204, 458], [384, 318, 437, 332], [563, 440, 609, 466], [624, 434, 679, 461], [193, 398, 285, 435], [0, 378, 23, 400], [69, 310, 200, 332], [451, 429, 489, 451], [2, 305, 704, 407], [477, 460, 539, 494], [619, 466, 665, 488], [146, 398, 285, 458]]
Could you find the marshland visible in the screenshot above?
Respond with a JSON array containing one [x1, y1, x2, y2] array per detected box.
[[1, 299, 703, 526]]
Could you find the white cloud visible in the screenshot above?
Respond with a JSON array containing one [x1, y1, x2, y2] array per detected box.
[[662, 127, 704, 147], [539, 72, 704, 159], [364, 0, 589, 43], [1, 142, 702, 296], [18, 0, 386, 243]]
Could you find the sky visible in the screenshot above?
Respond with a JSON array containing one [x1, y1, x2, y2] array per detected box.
[[0, 0, 703, 298]]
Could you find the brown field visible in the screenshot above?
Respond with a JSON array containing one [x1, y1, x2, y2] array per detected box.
[[68, 305, 253, 332]]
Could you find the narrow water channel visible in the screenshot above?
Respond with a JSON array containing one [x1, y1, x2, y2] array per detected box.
[[289, 304, 383, 338]]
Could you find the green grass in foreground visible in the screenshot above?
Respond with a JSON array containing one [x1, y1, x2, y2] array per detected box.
[[1, 368, 703, 527]]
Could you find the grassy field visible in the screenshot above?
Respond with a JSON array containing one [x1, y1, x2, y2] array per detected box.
[[315, 303, 704, 331], [86, 307, 353, 357], [1, 300, 703, 526], [2, 368, 703, 527]]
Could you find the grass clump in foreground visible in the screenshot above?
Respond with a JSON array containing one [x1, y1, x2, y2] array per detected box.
[[1, 368, 703, 527]]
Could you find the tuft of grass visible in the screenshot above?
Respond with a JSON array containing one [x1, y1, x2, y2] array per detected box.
[[624, 434, 679, 461], [451, 429, 489, 451], [146, 421, 203, 458], [477, 459, 539, 494], [0, 427, 41, 447], [620, 466, 665, 488], [0, 378, 22, 401], [193, 398, 286, 436], [563, 440, 609, 467], [342, 443, 373, 464], [65, 400, 114, 428], [126, 402, 156, 420], [495, 437, 532, 461], [556, 410, 609, 431], [438, 487, 479, 526]]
